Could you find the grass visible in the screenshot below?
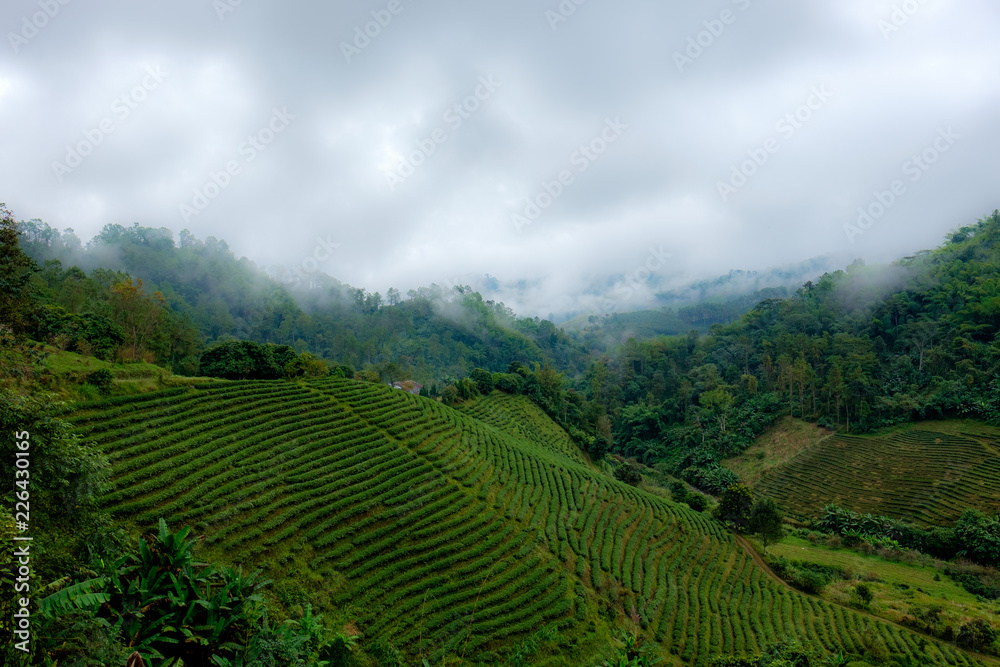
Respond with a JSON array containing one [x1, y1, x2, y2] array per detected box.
[[766, 535, 1000, 647], [723, 417, 834, 486], [33, 343, 212, 399]]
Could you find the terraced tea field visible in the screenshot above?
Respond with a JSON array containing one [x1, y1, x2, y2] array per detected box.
[[64, 381, 987, 665], [457, 392, 588, 465], [754, 423, 1000, 526]]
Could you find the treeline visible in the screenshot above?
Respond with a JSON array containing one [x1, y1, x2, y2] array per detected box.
[[15, 218, 592, 380], [818, 504, 1000, 571]]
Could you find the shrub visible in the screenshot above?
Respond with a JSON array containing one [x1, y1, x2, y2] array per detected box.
[[85, 368, 114, 395], [470, 368, 495, 394], [685, 494, 709, 512], [614, 462, 642, 486], [492, 372, 522, 393], [853, 582, 874, 607], [794, 569, 828, 594], [956, 618, 999, 652]]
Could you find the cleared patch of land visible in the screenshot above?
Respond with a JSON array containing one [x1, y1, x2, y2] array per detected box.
[[35, 344, 207, 397], [724, 416, 834, 486]]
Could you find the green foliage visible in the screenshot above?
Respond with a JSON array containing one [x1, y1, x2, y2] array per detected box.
[[18, 220, 595, 382], [199, 340, 301, 380], [456, 376, 480, 400], [614, 460, 643, 486], [954, 508, 1000, 565], [504, 624, 559, 666], [817, 504, 1000, 569], [0, 204, 37, 334], [748, 497, 785, 554], [86, 368, 114, 395], [853, 582, 874, 607], [32, 305, 126, 360], [0, 389, 109, 532], [581, 211, 1000, 496], [711, 640, 816, 667], [714, 484, 755, 532], [49, 370, 986, 665], [37, 577, 111, 616], [602, 632, 660, 666], [683, 493, 709, 512], [493, 372, 523, 394], [668, 481, 709, 512], [956, 618, 998, 652], [470, 367, 495, 394], [37, 519, 333, 666], [768, 557, 842, 595], [285, 351, 329, 378]]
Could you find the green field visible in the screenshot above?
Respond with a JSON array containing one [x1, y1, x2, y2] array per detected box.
[[64, 380, 989, 665], [768, 536, 1000, 643], [753, 422, 1000, 526]]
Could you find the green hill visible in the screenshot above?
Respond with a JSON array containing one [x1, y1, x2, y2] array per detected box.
[[752, 421, 1000, 527], [63, 379, 985, 666]]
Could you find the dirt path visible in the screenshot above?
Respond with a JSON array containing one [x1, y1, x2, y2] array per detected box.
[[733, 535, 1000, 666]]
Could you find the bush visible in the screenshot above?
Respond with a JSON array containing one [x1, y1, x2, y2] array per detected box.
[[456, 377, 479, 400], [956, 618, 999, 652], [796, 568, 824, 595], [768, 557, 836, 595], [685, 493, 709, 512], [86, 369, 114, 395], [199, 341, 300, 380], [469, 368, 495, 394], [493, 372, 523, 393], [853, 582, 874, 607], [614, 461, 642, 486]]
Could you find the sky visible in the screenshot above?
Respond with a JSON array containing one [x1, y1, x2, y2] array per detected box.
[[2, 0, 999, 319]]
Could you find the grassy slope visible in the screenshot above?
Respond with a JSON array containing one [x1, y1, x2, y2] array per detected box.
[[723, 417, 834, 487], [749, 420, 1000, 526], [63, 381, 988, 666], [767, 536, 1000, 650], [31, 343, 211, 399]]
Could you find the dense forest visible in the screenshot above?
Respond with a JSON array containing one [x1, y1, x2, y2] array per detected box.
[[16, 218, 592, 381]]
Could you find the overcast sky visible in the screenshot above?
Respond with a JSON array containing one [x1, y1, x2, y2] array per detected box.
[[2, 0, 998, 318]]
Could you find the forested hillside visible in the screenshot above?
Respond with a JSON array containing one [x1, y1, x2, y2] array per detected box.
[[16, 218, 591, 381], [583, 211, 1000, 496]]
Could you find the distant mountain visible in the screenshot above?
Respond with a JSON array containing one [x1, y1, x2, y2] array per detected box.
[[654, 254, 852, 308]]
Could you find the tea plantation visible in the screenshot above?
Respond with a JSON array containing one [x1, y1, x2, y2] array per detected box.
[[63, 379, 987, 665], [754, 424, 1000, 526]]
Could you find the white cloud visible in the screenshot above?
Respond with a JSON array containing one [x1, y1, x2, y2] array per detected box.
[[2, 0, 998, 317]]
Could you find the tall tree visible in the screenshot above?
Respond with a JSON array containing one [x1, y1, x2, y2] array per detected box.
[[0, 205, 36, 333], [749, 497, 785, 555], [109, 278, 165, 361], [714, 484, 755, 532]]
